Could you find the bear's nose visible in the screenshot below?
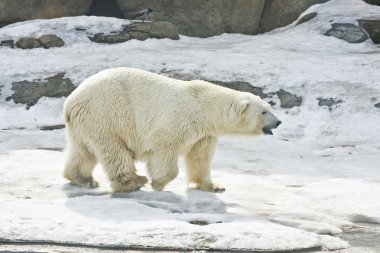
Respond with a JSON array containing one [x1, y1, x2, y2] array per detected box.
[[275, 121, 282, 127]]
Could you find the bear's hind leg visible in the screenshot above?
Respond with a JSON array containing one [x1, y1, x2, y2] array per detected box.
[[184, 136, 225, 192], [63, 138, 98, 188], [147, 151, 179, 191], [99, 140, 147, 192]]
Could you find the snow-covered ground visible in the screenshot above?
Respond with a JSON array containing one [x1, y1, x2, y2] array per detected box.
[[1, 0, 380, 251]]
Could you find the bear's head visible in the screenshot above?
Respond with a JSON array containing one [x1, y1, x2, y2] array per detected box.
[[232, 94, 281, 136]]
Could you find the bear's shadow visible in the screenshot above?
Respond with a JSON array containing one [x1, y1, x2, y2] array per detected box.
[[63, 184, 227, 222]]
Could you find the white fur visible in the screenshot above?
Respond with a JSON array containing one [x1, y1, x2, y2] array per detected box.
[[63, 67, 279, 192]]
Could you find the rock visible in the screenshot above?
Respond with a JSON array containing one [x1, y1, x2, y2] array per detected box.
[[15, 37, 41, 49], [260, 0, 329, 32], [90, 21, 179, 43], [359, 20, 380, 44], [189, 220, 209, 226], [276, 89, 302, 108], [75, 27, 87, 31], [296, 12, 318, 26], [0, 0, 92, 26], [117, 0, 265, 37], [38, 35, 65, 48], [325, 23, 368, 43], [0, 39, 14, 48], [317, 97, 342, 111], [6, 73, 76, 109], [375, 103, 380, 108], [210, 81, 269, 99]]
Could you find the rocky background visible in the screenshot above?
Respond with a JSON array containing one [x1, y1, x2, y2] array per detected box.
[[0, 0, 331, 37], [1, 0, 379, 112]]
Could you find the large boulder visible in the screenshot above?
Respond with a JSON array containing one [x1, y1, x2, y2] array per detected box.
[[6, 73, 76, 109], [38, 34, 65, 48], [15, 37, 41, 49], [90, 21, 179, 43], [260, 0, 329, 32], [0, 0, 92, 27], [359, 20, 380, 44], [117, 0, 265, 37], [325, 23, 368, 43]]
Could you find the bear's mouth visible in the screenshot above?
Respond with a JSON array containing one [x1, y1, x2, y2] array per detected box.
[[262, 126, 274, 135]]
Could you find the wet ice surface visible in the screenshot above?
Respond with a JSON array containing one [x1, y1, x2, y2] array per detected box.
[[0, 135, 379, 251], [1, 0, 380, 251]]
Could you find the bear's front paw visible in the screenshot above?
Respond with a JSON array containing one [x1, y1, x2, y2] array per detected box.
[[151, 180, 166, 191], [196, 183, 225, 193], [111, 175, 148, 192]]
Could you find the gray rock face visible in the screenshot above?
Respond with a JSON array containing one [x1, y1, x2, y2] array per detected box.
[[1, 40, 14, 48], [375, 103, 380, 108], [0, 0, 92, 26], [317, 97, 342, 111], [359, 20, 380, 44], [260, 0, 328, 32], [117, 0, 265, 37], [90, 21, 179, 43], [38, 34, 65, 48], [15, 37, 41, 49], [6, 73, 76, 109], [276, 89, 303, 108], [325, 23, 368, 43], [0, 0, 330, 37], [296, 12, 318, 26]]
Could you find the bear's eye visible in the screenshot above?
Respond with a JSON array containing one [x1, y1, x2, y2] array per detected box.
[[262, 111, 267, 115]]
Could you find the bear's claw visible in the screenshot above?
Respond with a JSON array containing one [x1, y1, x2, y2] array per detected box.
[[69, 177, 99, 189], [111, 175, 148, 192], [196, 183, 225, 193]]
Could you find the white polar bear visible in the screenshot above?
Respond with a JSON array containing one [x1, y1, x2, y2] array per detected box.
[[63, 68, 281, 192]]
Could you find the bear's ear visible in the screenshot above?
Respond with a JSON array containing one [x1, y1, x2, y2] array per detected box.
[[237, 100, 249, 115]]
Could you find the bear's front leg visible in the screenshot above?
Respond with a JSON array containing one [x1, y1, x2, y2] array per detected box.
[[184, 136, 225, 192], [147, 151, 179, 191]]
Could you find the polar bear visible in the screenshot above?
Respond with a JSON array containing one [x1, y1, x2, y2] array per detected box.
[[63, 68, 281, 192]]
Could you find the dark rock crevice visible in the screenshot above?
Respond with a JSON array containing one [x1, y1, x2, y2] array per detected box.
[[87, 0, 124, 18]]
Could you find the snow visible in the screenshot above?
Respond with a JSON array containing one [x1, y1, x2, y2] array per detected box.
[[0, 0, 380, 251]]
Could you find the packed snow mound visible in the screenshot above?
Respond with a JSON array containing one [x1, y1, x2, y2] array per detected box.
[[0, 0, 380, 251], [0, 16, 132, 46]]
